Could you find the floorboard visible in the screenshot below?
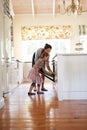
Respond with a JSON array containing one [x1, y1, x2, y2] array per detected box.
[[0, 82, 87, 130]]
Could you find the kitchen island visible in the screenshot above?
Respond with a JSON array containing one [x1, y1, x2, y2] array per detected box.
[[56, 54, 87, 100]]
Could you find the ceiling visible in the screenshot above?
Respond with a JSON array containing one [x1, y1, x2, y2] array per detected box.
[[12, 0, 87, 15]]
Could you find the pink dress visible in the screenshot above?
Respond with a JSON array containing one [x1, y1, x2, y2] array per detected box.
[[27, 59, 45, 85]]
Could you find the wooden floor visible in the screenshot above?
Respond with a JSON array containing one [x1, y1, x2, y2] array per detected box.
[[0, 82, 87, 130]]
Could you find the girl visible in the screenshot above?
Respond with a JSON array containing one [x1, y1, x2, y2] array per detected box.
[[28, 52, 51, 95]]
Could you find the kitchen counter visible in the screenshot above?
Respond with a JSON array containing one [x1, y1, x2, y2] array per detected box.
[[56, 54, 87, 100]]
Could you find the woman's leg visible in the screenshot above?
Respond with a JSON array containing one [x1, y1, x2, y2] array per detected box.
[[41, 74, 45, 88], [37, 84, 44, 94], [41, 74, 48, 91], [32, 52, 35, 67], [39, 68, 48, 91]]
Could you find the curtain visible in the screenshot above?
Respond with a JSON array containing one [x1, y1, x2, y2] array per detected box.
[[21, 26, 72, 40]]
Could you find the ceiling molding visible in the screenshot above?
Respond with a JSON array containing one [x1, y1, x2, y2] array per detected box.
[[31, 0, 35, 16], [53, 0, 55, 16]]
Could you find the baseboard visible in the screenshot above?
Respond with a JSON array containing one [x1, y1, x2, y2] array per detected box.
[[58, 91, 87, 101], [0, 97, 4, 109]]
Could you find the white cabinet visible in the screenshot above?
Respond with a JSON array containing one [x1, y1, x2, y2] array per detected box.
[[56, 54, 87, 100], [0, 0, 4, 108]]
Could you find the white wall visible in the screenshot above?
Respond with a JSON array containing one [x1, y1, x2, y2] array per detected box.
[[0, 0, 4, 108], [13, 14, 87, 59]]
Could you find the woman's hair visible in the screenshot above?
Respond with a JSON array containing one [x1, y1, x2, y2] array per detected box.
[[41, 52, 49, 58], [41, 43, 52, 53], [44, 43, 52, 49]]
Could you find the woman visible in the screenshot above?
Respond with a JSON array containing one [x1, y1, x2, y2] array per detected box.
[[32, 43, 53, 91]]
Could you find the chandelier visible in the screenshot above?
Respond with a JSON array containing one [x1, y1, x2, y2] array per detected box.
[[60, 0, 82, 15]]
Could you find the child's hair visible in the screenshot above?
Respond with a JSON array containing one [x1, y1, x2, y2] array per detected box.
[[41, 52, 49, 58]]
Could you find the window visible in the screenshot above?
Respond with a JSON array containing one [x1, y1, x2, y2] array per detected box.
[[80, 35, 87, 53], [16, 39, 70, 62]]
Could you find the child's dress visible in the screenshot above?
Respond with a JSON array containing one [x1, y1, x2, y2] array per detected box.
[[27, 58, 45, 85]]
